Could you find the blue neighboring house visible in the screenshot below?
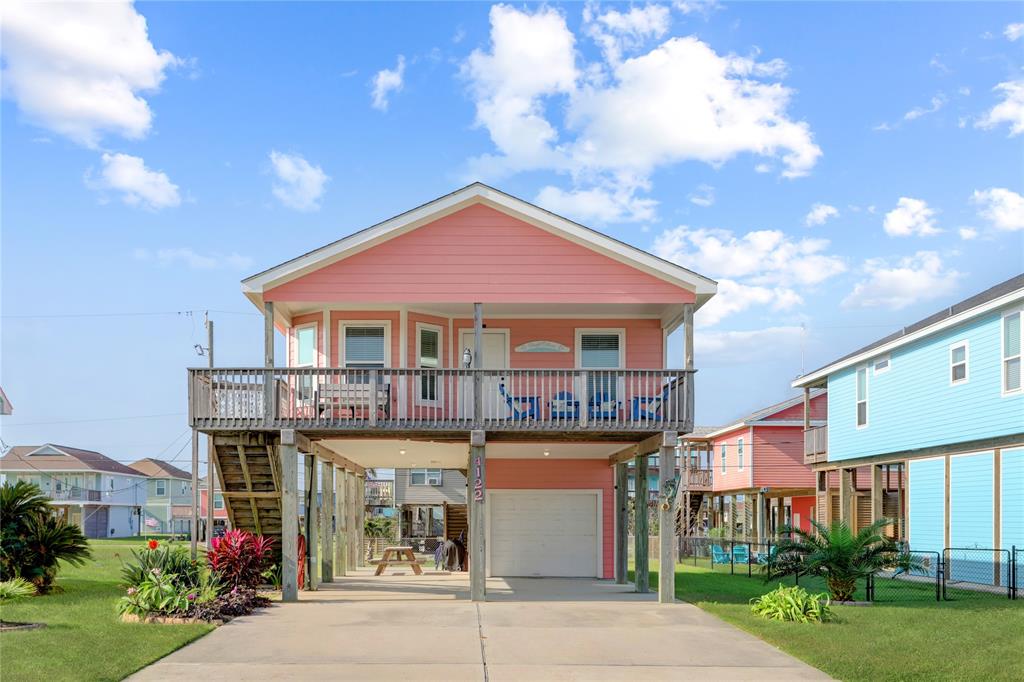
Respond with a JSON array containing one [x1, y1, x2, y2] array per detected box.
[[793, 274, 1023, 584]]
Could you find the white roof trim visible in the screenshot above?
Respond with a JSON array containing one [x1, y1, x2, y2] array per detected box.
[[702, 420, 825, 440], [26, 444, 70, 456], [242, 183, 717, 308], [792, 287, 1024, 388]]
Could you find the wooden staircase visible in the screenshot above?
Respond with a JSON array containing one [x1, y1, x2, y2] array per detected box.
[[443, 502, 468, 540], [675, 492, 706, 535], [211, 433, 283, 551]]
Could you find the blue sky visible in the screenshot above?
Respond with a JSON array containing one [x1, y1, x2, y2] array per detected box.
[[2, 1, 1022, 472]]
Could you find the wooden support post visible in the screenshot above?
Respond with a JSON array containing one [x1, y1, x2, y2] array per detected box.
[[803, 387, 811, 430], [753, 491, 764, 542], [730, 495, 739, 539], [870, 464, 883, 526], [839, 468, 854, 526], [304, 454, 319, 590], [206, 441, 215, 549], [335, 467, 347, 577], [321, 460, 334, 582], [264, 302, 275, 420], [472, 303, 483, 424], [682, 303, 694, 429], [469, 430, 487, 601], [280, 432, 298, 602], [357, 475, 366, 568], [190, 429, 199, 559], [615, 462, 629, 584], [634, 451, 649, 593], [776, 498, 786, 537], [658, 432, 678, 604], [347, 472, 358, 572]]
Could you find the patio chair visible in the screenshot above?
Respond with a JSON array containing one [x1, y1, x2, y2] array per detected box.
[[732, 544, 750, 564], [548, 390, 579, 420], [588, 391, 620, 420], [711, 544, 730, 564], [630, 383, 672, 422], [755, 546, 778, 565], [498, 381, 540, 420]]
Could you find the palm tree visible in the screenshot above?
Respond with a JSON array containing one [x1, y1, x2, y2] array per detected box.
[[766, 519, 905, 602]]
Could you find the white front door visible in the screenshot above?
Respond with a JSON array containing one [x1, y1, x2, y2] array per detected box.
[[458, 329, 509, 418], [488, 490, 601, 577]]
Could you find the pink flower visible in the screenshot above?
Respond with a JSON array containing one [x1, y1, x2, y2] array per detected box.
[[127, 587, 138, 596]]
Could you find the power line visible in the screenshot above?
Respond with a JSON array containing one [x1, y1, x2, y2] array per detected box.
[[4, 412, 186, 427], [1, 309, 259, 320]]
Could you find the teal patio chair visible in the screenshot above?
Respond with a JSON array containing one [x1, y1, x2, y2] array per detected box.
[[732, 544, 750, 564], [711, 544, 730, 564]]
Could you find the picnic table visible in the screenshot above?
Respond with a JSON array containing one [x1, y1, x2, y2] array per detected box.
[[374, 546, 423, 576]]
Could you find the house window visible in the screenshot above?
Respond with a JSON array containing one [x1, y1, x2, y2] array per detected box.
[[342, 324, 389, 385], [950, 342, 969, 385], [1004, 310, 1021, 394], [737, 438, 744, 471], [874, 355, 890, 374], [417, 324, 441, 404], [296, 325, 317, 366], [410, 468, 442, 486], [856, 366, 868, 427], [181, 481, 188, 495], [720, 444, 727, 474], [156, 479, 167, 496], [578, 330, 623, 402], [214, 493, 224, 510]]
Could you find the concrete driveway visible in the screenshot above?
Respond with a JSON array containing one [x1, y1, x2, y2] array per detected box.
[[131, 570, 828, 681]]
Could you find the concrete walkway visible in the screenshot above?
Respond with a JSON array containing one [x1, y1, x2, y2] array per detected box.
[[131, 569, 828, 681]]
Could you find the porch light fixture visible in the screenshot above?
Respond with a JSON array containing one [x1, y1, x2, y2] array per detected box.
[[399, 449, 406, 455], [543, 450, 550, 457], [462, 347, 473, 368]]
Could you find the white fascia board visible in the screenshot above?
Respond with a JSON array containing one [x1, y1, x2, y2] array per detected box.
[[241, 183, 717, 307], [792, 287, 1024, 388]]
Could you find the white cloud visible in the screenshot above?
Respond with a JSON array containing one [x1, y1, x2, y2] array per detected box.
[[958, 227, 978, 240], [1005, 23, 1024, 41], [673, 0, 721, 16], [583, 3, 671, 65], [652, 225, 846, 288], [971, 187, 1024, 231], [695, 326, 804, 364], [695, 279, 803, 327], [1, 1, 179, 147], [87, 153, 180, 210], [134, 247, 252, 270], [883, 197, 941, 237], [689, 183, 715, 207], [371, 55, 406, 111], [976, 80, 1024, 136], [929, 55, 951, 75], [536, 182, 656, 224], [904, 93, 947, 121], [461, 5, 821, 222], [804, 203, 839, 227], [268, 151, 329, 211], [842, 251, 961, 310]]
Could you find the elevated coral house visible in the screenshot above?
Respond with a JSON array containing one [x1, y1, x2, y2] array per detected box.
[[188, 183, 716, 602]]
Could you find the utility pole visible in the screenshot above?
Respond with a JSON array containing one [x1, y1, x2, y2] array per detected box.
[[205, 313, 216, 549]]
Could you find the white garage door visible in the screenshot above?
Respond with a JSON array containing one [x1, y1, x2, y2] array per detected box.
[[489, 490, 600, 577]]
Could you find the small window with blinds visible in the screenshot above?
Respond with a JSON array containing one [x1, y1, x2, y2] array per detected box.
[[579, 331, 623, 402], [343, 325, 387, 384], [949, 341, 968, 385], [1004, 310, 1021, 394], [417, 325, 441, 404]]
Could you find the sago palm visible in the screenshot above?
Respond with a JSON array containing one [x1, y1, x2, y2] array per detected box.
[[766, 518, 899, 602]]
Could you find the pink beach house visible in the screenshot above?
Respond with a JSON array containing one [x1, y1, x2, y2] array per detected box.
[[187, 183, 716, 602]]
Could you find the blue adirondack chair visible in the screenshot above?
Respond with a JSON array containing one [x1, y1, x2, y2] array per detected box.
[[548, 391, 579, 420], [631, 383, 672, 421], [588, 391, 620, 420], [755, 546, 778, 565], [498, 381, 540, 420], [732, 544, 750, 564], [711, 544, 730, 564]]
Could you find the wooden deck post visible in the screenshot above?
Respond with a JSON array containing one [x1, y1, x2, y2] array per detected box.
[[280, 431, 298, 602], [334, 465, 346, 577], [304, 454, 319, 590], [776, 498, 786, 537], [264, 302, 275, 421], [870, 464, 883, 527], [190, 429, 199, 560], [469, 430, 487, 601], [658, 431, 678, 604], [634, 451, 649, 593], [321, 460, 334, 582], [347, 472, 358, 572], [206, 446, 215, 550], [839, 468, 854, 526], [682, 303, 694, 428], [615, 461, 629, 584], [753, 491, 764, 543], [472, 303, 483, 424], [356, 474, 366, 568]]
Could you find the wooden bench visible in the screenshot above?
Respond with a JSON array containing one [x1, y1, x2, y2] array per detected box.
[[374, 546, 423, 576], [316, 382, 391, 420]]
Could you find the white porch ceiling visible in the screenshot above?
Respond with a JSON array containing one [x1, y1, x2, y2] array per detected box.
[[318, 439, 628, 469]]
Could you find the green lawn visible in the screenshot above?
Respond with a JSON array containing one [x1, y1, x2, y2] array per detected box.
[[0, 538, 214, 682], [643, 561, 1024, 682]]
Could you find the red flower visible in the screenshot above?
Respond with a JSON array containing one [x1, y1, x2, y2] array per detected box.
[[147, 539, 159, 550]]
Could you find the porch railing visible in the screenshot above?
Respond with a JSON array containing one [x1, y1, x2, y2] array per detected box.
[[684, 468, 713, 490], [188, 367, 694, 433], [50, 487, 102, 502], [804, 425, 828, 462]]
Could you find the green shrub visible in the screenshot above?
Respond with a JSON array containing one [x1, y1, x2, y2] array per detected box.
[[750, 585, 833, 623], [117, 570, 194, 617], [120, 542, 205, 590], [0, 577, 35, 602]]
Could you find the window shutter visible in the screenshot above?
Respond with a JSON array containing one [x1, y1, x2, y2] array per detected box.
[[581, 334, 620, 368], [345, 327, 385, 364], [420, 329, 439, 366]]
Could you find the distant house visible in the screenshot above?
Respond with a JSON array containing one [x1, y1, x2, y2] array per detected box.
[[394, 468, 467, 546], [198, 474, 230, 536], [0, 444, 147, 538], [793, 275, 1023, 570], [365, 477, 395, 518], [129, 458, 194, 535]]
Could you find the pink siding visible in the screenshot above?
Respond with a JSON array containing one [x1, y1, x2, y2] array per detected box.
[[328, 311, 401, 367], [407, 312, 451, 369], [265, 204, 695, 304], [487, 458, 614, 579], [290, 312, 326, 367], [752, 426, 816, 489], [768, 393, 827, 421], [710, 427, 753, 492], [791, 495, 815, 533]]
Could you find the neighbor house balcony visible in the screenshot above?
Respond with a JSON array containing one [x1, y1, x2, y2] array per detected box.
[[365, 479, 394, 507], [51, 487, 102, 503], [683, 467, 713, 491], [804, 425, 828, 464], [188, 366, 694, 439]]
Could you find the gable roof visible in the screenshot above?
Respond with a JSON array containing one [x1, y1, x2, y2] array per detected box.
[[700, 389, 826, 439], [0, 444, 145, 476], [241, 182, 717, 309], [129, 458, 192, 480], [794, 273, 1024, 388]]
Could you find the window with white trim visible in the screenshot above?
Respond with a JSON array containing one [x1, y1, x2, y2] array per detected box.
[[214, 493, 224, 510], [579, 331, 623, 402], [155, 479, 167, 496], [737, 438, 744, 471], [343, 325, 388, 383], [1004, 310, 1021, 394], [410, 468, 442, 486], [417, 325, 441, 404], [720, 444, 727, 474], [949, 341, 968, 385], [874, 355, 890, 374], [856, 366, 868, 427], [294, 324, 317, 400]]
